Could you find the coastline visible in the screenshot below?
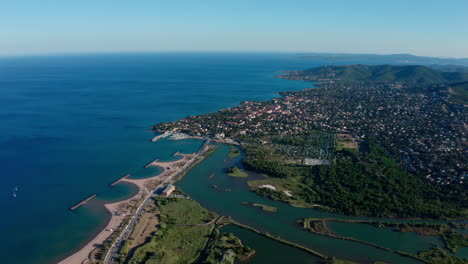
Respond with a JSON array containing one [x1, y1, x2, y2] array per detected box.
[[59, 139, 210, 264], [0, 54, 317, 264], [58, 196, 138, 264]]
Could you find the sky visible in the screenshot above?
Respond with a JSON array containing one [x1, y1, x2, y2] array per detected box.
[[1, 0, 468, 57]]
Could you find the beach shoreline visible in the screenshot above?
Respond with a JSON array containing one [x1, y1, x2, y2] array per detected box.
[[58, 139, 210, 264]]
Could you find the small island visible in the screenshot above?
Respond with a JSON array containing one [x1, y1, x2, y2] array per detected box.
[[228, 146, 241, 158], [241, 202, 278, 213], [226, 166, 248, 178]]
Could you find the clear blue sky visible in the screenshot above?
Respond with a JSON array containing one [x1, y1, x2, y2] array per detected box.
[[1, 0, 468, 57]]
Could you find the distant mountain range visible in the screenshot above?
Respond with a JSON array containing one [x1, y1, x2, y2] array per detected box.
[[297, 64, 468, 84], [297, 53, 468, 66]]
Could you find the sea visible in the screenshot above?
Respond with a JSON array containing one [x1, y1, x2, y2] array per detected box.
[[0, 52, 317, 264], [2, 52, 461, 264]]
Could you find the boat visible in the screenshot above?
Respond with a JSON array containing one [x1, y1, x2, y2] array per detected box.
[[12, 191, 16, 198], [14, 186, 18, 191]]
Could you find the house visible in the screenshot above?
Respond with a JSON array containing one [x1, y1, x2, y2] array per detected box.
[[162, 185, 176, 197]]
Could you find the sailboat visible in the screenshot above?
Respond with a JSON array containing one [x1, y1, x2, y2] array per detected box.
[[11, 186, 18, 198]]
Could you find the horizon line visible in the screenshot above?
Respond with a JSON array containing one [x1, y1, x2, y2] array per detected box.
[[0, 50, 467, 60]]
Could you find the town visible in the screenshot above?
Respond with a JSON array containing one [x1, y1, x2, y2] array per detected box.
[[155, 75, 466, 185]]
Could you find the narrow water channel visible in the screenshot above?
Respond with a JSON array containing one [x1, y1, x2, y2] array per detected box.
[[176, 143, 445, 264], [222, 225, 322, 264]]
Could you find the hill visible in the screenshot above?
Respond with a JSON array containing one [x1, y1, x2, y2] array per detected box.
[[449, 81, 468, 104], [290, 64, 468, 84], [298, 53, 468, 66]]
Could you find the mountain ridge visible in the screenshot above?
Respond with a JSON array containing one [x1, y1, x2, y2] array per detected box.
[[290, 64, 468, 84]]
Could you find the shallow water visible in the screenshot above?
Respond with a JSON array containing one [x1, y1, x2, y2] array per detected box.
[[222, 225, 322, 264], [327, 221, 444, 254], [176, 143, 429, 264]]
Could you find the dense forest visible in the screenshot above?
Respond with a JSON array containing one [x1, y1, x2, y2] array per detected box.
[[449, 81, 468, 104], [288, 64, 468, 84], [243, 141, 467, 219]]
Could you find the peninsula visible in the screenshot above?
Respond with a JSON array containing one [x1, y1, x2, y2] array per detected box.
[[59, 140, 214, 264], [61, 64, 467, 264], [154, 64, 468, 219]]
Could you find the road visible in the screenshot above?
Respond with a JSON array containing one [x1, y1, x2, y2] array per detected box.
[[103, 140, 211, 264]]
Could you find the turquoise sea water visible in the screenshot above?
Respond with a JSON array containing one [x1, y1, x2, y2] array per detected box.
[[2, 53, 464, 264], [0, 53, 315, 264]]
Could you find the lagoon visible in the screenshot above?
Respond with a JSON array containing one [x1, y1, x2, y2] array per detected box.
[[176, 143, 431, 264]]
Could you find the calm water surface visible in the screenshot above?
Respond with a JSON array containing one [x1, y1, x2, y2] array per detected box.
[[176, 143, 455, 264], [0, 53, 313, 264], [1, 53, 465, 264], [222, 225, 322, 264]]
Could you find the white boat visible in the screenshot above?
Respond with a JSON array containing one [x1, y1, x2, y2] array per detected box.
[[12, 191, 16, 198]]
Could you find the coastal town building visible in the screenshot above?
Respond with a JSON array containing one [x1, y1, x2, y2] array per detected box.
[[154, 76, 467, 185], [162, 184, 176, 197]]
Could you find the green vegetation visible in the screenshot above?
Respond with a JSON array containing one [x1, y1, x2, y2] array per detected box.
[[336, 134, 359, 151], [127, 198, 214, 264], [228, 146, 241, 158], [247, 176, 318, 208], [303, 142, 466, 218], [121, 198, 254, 264], [442, 229, 468, 253], [119, 240, 132, 256], [300, 218, 329, 235], [150, 63, 468, 263], [371, 222, 449, 236], [156, 64, 467, 202], [243, 142, 309, 178], [412, 246, 467, 264], [252, 203, 277, 213], [449, 81, 468, 104], [202, 145, 218, 158], [242, 202, 277, 213], [271, 132, 336, 160], [297, 64, 468, 84], [255, 187, 307, 208], [198, 231, 255, 264], [226, 166, 248, 178], [244, 140, 467, 219]]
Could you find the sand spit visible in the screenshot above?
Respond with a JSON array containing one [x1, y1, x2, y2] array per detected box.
[[58, 151, 203, 264]]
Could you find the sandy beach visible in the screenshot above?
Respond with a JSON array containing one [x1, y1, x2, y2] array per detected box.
[[58, 197, 137, 264], [58, 152, 198, 264]]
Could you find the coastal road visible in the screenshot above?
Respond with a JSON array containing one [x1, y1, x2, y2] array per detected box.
[[103, 140, 211, 264]]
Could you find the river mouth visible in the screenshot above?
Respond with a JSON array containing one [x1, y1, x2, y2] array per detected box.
[[175, 142, 466, 264]]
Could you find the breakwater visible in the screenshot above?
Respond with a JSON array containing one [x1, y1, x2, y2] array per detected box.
[[109, 174, 131, 187], [151, 130, 173, 142], [144, 159, 159, 169], [301, 219, 394, 252], [230, 221, 326, 259], [69, 195, 97, 211]]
